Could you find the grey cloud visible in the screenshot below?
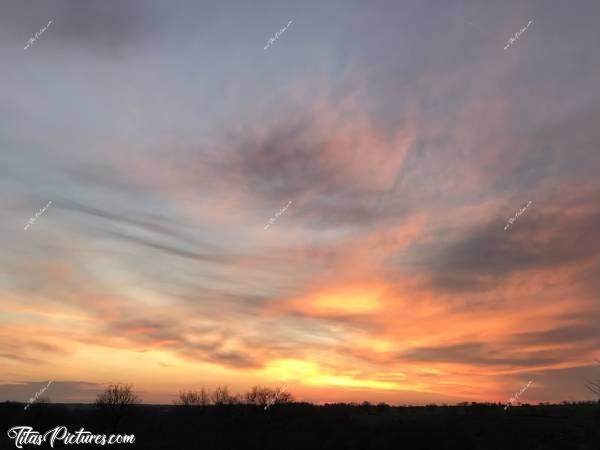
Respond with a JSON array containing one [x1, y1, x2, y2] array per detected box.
[[60, 200, 206, 247], [512, 325, 600, 347], [108, 318, 186, 345], [107, 230, 231, 265], [0, 381, 104, 403], [64, 163, 144, 196], [401, 342, 559, 368], [187, 112, 411, 229], [105, 317, 258, 369], [415, 203, 600, 293], [1, 0, 166, 56]]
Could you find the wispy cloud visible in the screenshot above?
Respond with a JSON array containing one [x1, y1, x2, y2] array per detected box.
[[2, 0, 600, 405]]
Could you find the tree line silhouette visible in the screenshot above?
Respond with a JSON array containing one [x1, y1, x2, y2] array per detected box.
[[1, 382, 598, 449]]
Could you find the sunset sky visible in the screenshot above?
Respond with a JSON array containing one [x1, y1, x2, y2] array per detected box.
[[1, 0, 600, 405]]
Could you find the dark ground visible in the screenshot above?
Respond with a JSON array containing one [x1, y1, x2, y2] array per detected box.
[[1, 401, 599, 449]]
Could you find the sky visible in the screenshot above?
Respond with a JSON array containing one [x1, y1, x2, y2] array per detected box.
[[1, 0, 600, 405]]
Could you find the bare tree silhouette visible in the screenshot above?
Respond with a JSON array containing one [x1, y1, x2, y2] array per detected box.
[[175, 389, 210, 406], [272, 390, 293, 404], [172, 385, 294, 409], [584, 379, 600, 396], [583, 359, 600, 398], [244, 384, 294, 409], [211, 385, 237, 405], [95, 383, 140, 432], [245, 386, 275, 406]]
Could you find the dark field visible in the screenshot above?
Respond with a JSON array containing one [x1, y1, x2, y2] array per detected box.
[[1, 401, 599, 450]]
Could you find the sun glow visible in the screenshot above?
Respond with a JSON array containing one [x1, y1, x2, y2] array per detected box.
[[311, 287, 383, 314], [260, 359, 400, 390]]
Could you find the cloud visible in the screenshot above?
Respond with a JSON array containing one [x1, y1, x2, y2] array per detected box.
[[418, 203, 600, 293], [401, 342, 560, 368], [1, 0, 167, 57], [104, 318, 259, 369], [512, 324, 600, 348], [0, 353, 45, 365], [0, 381, 104, 403], [2, 0, 600, 404], [119, 89, 415, 229], [59, 200, 206, 247], [106, 230, 231, 265]]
